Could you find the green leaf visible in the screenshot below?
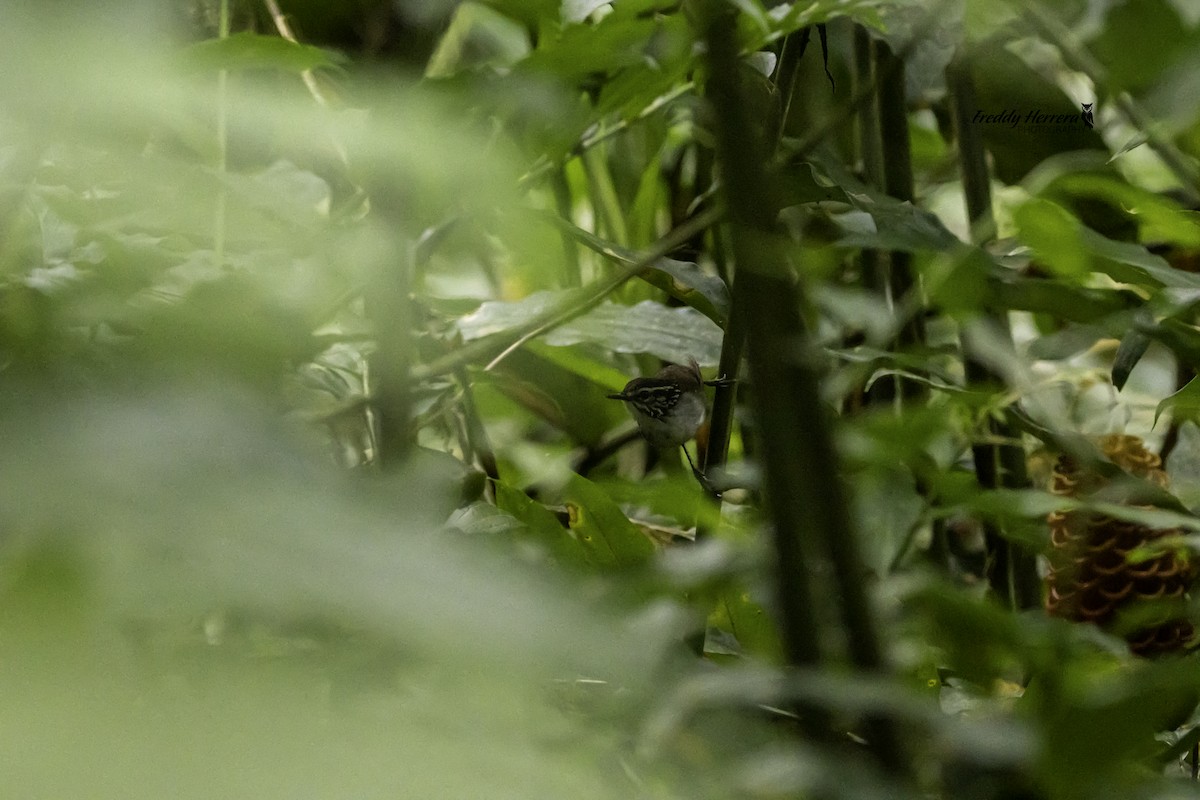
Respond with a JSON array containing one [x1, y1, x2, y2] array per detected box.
[[518, 16, 668, 85], [966, 39, 1105, 184], [1013, 198, 1088, 279], [640, 258, 731, 327], [970, 488, 1070, 519], [1080, 226, 1200, 289], [484, 348, 620, 446], [533, 211, 731, 325], [493, 479, 591, 566], [447, 501, 527, 536], [836, 191, 962, 253], [222, 161, 332, 231], [426, 2, 531, 77], [1140, 316, 1200, 371], [1089, 0, 1200, 93], [562, 473, 656, 569], [1027, 324, 1109, 360], [598, 475, 725, 532], [815, 285, 900, 344], [1044, 172, 1200, 248], [852, 468, 925, 575], [457, 294, 724, 366], [709, 586, 781, 659], [0, 387, 670, 800], [1111, 329, 1152, 390], [747, 0, 886, 50], [778, 160, 853, 207], [556, 301, 723, 365], [1090, 502, 1200, 533], [1109, 132, 1148, 161], [986, 277, 1135, 322], [178, 32, 344, 74], [905, 583, 1027, 688], [525, 341, 632, 394], [594, 23, 693, 118], [924, 247, 991, 315], [1039, 659, 1200, 798], [627, 152, 666, 249], [456, 291, 563, 339], [1155, 375, 1200, 428]]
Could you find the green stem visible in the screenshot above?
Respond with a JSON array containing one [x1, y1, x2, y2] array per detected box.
[[770, 30, 802, 147], [854, 25, 884, 192], [699, 283, 745, 493], [948, 50, 1040, 610], [454, 365, 499, 484], [582, 146, 628, 246], [213, 0, 230, 270], [852, 24, 887, 411], [369, 247, 414, 469], [867, 40, 926, 407], [551, 169, 582, 287]]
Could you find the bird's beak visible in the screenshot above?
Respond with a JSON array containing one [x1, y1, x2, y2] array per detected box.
[[606, 392, 627, 401]]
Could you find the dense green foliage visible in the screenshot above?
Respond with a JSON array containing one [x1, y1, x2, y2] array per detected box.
[[4, 1, 1200, 797]]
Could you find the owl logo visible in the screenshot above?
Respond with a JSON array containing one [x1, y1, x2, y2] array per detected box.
[[1081, 102, 1094, 129]]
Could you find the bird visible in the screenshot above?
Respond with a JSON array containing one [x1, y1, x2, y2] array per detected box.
[[1081, 102, 1094, 129], [606, 358, 730, 480]]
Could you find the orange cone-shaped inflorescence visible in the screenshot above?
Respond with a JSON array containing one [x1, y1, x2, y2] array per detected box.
[[1045, 435, 1193, 656]]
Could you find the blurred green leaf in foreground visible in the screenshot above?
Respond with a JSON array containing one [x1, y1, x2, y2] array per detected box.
[[0, 385, 675, 799], [0, 6, 673, 797]]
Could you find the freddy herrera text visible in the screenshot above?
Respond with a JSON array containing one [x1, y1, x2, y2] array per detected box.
[[972, 109, 1084, 128]]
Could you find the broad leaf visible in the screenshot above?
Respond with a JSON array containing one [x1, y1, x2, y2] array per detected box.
[[1043, 171, 1200, 249], [493, 479, 591, 566], [563, 473, 656, 569], [457, 294, 723, 366], [709, 586, 781, 659], [967, 40, 1105, 184], [426, 2, 531, 76], [533, 211, 731, 325], [1089, 0, 1200, 93], [1156, 376, 1200, 428], [1013, 199, 1088, 280], [1080, 227, 1200, 289], [836, 192, 962, 253], [179, 32, 344, 74], [987, 278, 1136, 322], [1111, 329, 1152, 391]]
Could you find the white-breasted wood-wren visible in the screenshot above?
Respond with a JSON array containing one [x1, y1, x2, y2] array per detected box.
[[606, 358, 729, 475]]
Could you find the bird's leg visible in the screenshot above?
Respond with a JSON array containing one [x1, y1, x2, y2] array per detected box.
[[680, 444, 718, 494]]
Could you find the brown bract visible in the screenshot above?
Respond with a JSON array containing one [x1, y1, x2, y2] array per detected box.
[[1045, 435, 1194, 656]]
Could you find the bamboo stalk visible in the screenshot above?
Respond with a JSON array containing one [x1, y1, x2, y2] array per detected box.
[[947, 50, 1040, 609], [870, 39, 927, 409], [696, 1, 909, 774]]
